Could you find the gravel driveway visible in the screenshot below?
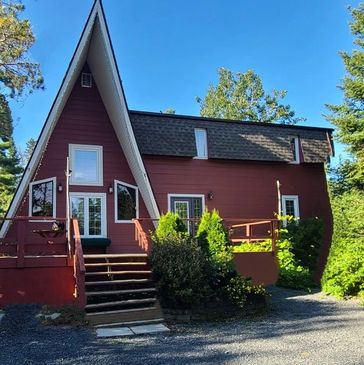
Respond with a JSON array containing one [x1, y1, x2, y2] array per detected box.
[[0, 287, 363, 365]]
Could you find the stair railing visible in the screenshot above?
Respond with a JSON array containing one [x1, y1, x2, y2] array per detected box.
[[71, 219, 86, 303], [133, 219, 150, 252]]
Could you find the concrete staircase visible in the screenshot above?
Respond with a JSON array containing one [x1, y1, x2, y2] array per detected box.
[[83, 253, 163, 326]]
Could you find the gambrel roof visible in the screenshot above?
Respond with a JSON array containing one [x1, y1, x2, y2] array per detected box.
[[130, 111, 334, 163]]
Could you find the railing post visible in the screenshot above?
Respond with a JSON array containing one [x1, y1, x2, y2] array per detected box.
[[16, 219, 26, 268], [271, 220, 277, 253]]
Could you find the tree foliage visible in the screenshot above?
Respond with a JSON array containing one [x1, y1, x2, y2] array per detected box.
[[0, 1, 43, 216], [0, 0, 44, 98], [0, 95, 22, 215], [322, 190, 364, 298], [197, 68, 304, 124], [326, 4, 364, 187]]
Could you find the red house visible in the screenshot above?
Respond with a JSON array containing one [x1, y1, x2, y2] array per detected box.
[[0, 1, 333, 325]]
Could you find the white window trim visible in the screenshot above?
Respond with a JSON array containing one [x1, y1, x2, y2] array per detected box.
[[167, 193, 206, 212], [69, 144, 103, 186], [173, 200, 190, 233], [114, 180, 139, 223], [29, 177, 57, 219], [281, 195, 300, 226], [289, 136, 300, 164], [194, 128, 208, 160], [69, 192, 107, 238]]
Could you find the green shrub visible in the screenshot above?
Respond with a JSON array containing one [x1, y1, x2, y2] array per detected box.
[[232, 240, 272, 253], [151, 210, 267, 312], [284, 217, 323, 272], [276, 238, 315, 289], [196, 209, 230, 254], [322, 190, 364, 298], [154, 212, 187, 239], [150, 235, 211, 309]]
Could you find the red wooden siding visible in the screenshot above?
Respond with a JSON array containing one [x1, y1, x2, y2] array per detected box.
[[143, 156, 333, 278], [8, 66, 149, 253]]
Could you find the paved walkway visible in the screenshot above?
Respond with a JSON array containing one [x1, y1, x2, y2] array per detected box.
[[0, 287, 363, 365]]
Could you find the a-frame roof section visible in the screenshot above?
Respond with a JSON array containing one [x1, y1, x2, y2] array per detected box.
[[0, 0, 160, 237]]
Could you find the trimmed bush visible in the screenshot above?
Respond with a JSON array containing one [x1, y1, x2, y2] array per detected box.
[[151, 211, 268, 313], [196, 209, 230, 254], [150, 235, 210, 309], [154, 211, 187, 239], [322, 190, 364, 298]]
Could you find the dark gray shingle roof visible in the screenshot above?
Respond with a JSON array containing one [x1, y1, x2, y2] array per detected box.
[[130, 111, 333, 163]]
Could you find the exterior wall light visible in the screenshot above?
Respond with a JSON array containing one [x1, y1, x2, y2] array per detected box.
[[58, 183, 63, 192], [207, 191, 214, 200], [108, 184, 114, 194]]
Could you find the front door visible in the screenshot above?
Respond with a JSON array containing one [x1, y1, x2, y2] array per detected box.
[[169, 195, 204, 235], [70, 193, 106, 237]]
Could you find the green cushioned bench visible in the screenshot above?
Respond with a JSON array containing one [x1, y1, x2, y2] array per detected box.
[[81, 238, 112, 248]]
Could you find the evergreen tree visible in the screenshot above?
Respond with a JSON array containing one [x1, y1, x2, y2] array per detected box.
[[0, 1, 43, 215], [0, 96, 22, 215], [326, 4, 364, 188]]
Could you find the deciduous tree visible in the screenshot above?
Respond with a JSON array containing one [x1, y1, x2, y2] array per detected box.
[[197, 68, 304, 125]]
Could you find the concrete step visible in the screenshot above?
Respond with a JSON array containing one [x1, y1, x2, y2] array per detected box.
[[94, 318, 165, 328], [86, 288, 156, 296], [85, 298, 156, 310], [86, 305, 163, 326]]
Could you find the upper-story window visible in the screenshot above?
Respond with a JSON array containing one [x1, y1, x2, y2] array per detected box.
[[29, 177, 56, 217], [281, 195, 300, 226], [194, 128, 208, 159], [289, 136, 300, 164], [69, 144, 103, 186]]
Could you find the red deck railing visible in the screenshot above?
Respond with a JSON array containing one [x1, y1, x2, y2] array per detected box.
[[133, 217, 280, 253], [0, 216, 86, 303], [71, 219, 85, 299]]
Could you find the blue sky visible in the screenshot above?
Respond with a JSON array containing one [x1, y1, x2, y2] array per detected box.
[[11, 0, 361, 164]]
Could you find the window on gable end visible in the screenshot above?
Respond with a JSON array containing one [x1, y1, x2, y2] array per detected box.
[[114, 180, 139, 223], [194, 128, 208, 159], [29, 177, 56, 217], [81, 72, 92, 88], [69, 144, 103, 186], [289, 136, 300, 164]]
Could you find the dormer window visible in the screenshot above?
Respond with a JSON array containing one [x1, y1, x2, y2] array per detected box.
[[194, 128, 208, 159], [289, 136, 300, 164], [81, 72, 92, 88]]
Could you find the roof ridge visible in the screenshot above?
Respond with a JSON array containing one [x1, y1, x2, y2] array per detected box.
[[129, 109, 334, 132]]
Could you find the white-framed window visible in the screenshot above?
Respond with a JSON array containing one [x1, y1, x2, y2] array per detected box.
[[81, 72, 92, 88], [114, 180, 139, 223], [281, 195, 300, 225], [289, 136, 300, 164], [70, 192, 106, 238], [69, 144, 103, 186], [194, 128, 208, 159], [29, 177, 57, 218]]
